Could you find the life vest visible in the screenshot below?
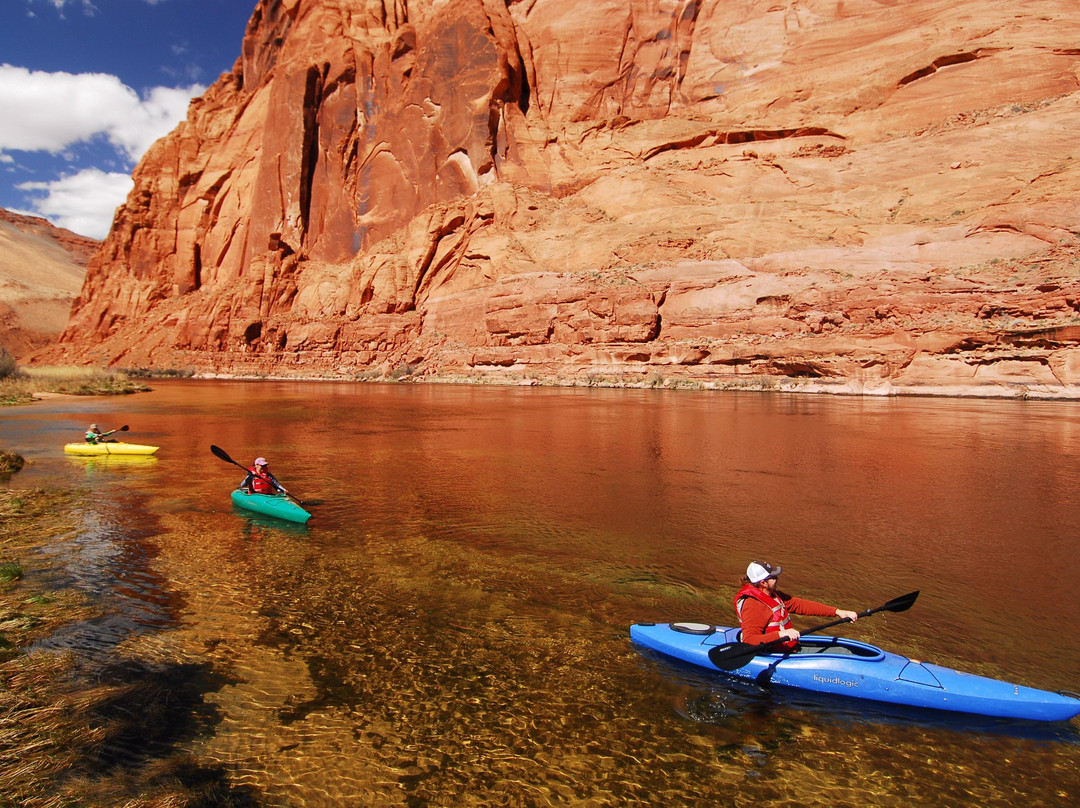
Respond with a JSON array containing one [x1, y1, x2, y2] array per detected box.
[[734, 583, 797, 650], [85, 431, 99, 444], [248, 466, 276, 494]]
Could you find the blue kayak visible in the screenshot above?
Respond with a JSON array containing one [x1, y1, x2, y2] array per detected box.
[[630, 622, 1080, 723], [231, 490, 311, 524]]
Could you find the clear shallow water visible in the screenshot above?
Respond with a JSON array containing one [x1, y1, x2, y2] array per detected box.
[[3, 380, 1080, 806]]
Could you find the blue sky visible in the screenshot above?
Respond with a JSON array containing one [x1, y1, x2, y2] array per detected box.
[[1, 0, 255, 239]]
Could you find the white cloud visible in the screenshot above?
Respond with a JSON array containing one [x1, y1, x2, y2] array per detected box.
[[31, 1, 168, 16], [0, 64, 204, 239], [18, 169, 134, 240], [18, 169, 133, 239], [0, 64, 203, 161], [33, 1, 98, 17], [109, 84, 202, 159]]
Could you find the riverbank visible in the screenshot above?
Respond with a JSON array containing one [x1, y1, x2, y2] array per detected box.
[[0, 365, 150, 407], [0, 489, 249, 807]]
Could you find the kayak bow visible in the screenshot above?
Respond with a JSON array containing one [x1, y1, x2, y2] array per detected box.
[[630, 622, 1080, 723]]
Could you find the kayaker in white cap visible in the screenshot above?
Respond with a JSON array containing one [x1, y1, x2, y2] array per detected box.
[[85, 424, 118, 444], [240, 457, 290, 497], [734, 561, 859, 652]]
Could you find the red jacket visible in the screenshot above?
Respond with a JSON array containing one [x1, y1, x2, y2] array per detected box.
[[734, 584, 837, 648], [245, 466, 282, 495]]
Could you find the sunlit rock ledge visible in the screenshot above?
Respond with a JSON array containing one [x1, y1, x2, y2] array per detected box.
[[139, 339, 1080, 400], [187, 371, 1080, 400]]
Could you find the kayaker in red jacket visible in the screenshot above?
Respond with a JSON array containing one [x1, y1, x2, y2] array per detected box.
[[735, 561, 859, 650], [240, 457, 289, 497]]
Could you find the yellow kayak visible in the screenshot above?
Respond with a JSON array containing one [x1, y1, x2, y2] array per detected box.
[[64, 442, 159, 456]]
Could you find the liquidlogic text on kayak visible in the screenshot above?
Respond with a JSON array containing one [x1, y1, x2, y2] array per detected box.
[[630, 622, 1080, 723]]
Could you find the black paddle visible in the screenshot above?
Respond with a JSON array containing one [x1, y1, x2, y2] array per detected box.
[[707, 590, 920, 671], [95, 425, 129, 441], [209, 444, 320, 506]]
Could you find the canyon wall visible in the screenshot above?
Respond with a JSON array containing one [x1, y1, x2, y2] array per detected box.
[[41, 0, 1080, 396]]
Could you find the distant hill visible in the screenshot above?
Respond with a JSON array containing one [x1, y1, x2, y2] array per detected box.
[[0, 208, 97, 358]]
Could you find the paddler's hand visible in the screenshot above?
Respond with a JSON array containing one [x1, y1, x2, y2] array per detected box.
[[836, 609, 859, 623], [780, 627, 801, 642]]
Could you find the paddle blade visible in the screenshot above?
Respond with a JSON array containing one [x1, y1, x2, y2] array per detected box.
[[707, 642, 762, 672], [873, 590, 919, 616], [119, 425, 129, 431], [210, 444, 242, 468]]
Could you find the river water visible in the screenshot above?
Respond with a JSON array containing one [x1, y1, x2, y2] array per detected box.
[[3, 380, 1079, 806]]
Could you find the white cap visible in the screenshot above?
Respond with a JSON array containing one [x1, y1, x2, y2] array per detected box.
[[747, 561, 782, 583]]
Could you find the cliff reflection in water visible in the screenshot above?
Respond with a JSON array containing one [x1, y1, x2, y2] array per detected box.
[[3, 379, 1079, 806]]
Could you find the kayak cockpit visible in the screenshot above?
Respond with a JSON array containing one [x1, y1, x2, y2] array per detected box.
[[668, 623, 886, 662], [790, 635, 884, 660]]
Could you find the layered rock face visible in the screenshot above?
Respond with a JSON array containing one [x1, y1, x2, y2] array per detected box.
[[0, 209, 95, 358], [45, 0, 1080, 396]]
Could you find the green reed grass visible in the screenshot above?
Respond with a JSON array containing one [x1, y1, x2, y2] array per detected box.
[[0, 561, 22, 583]]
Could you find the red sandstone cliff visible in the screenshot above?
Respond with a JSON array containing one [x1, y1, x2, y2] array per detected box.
[[40, 0, 1080, 396], [0, 208, 96, 358]]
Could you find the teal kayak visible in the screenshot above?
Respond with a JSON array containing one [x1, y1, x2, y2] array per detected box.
[[230, 490, 311, 524]]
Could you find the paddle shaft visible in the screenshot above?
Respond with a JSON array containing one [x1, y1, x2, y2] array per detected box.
[[757, 590, 919, 647]]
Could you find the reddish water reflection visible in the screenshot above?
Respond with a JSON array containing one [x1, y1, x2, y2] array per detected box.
[[3, 380, 1079, 806]]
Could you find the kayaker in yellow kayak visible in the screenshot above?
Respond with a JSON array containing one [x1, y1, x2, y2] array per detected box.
[[239, 457, 290, 498], [85, 424, 119, 444]]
